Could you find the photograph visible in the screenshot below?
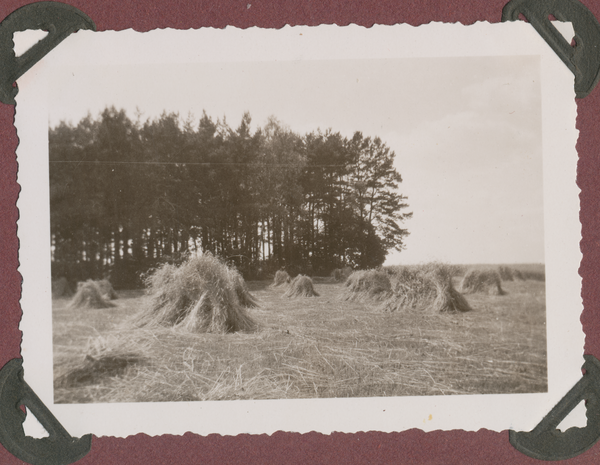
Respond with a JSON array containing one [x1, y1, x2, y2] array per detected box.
[[15, 23, 581, 437], [48, 55, 548, 404]]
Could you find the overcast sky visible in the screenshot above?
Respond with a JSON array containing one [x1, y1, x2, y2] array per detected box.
[[48, 55, 543, 265]]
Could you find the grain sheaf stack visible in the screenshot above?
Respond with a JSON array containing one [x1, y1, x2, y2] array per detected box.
[[133, 253, 257, 333]]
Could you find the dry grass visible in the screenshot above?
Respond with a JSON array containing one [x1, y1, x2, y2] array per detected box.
[[132, 253, 257, 334], [283, 275, 319, 298], [54, 333, 148, 388], [459, 269, 506, 295], [53, 269, 547, 403]]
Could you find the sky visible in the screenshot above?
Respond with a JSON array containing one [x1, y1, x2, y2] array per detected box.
[[47, 55, 543, 265]]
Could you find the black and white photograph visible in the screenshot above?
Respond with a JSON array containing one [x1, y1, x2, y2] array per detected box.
[[16, 23, 581, 437], [47, 54, 548, 403]]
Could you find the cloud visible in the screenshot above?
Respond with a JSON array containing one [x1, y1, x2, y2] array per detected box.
[[385, 90, 544, 265]]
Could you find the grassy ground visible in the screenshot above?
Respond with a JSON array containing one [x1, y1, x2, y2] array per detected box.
[[53, 271, 547, 403]]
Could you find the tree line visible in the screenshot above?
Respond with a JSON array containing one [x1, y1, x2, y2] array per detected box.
[[49, 107, 411, 288]]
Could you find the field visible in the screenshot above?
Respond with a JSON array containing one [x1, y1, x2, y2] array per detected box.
[[53, 266, 547, 403]]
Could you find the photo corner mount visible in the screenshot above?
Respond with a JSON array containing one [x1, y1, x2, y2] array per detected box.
[[502, 0, 600, 98], [0, 358, 92, 465], [0, 1, 95, 105], [510, 355, 600, 461]]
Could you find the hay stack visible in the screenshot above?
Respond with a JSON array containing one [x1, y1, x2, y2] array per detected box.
[[68, 280, 116, 310], [512, 269, 524, 280], [521, 270, 545, 281], [498, 266, 514, 281], [331, 266, 353, 282], [133, 253, 257, 333], [228, 268, 259, 308], [497, 267, 544, 281], [428, 268, 473, 313], [96, 279, 118, 300], [283, 275, 319, 298], [330, 268, 344, 282], [272, 270, 292, 287], [341, 269, 392, 301], [383, 266, 435, 309], [52, 277, 73, 298], [382, 264, 472, 313], [459, 269, 506, 295]]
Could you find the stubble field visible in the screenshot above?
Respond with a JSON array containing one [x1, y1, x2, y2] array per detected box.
[[53, 269, 547, 403]]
